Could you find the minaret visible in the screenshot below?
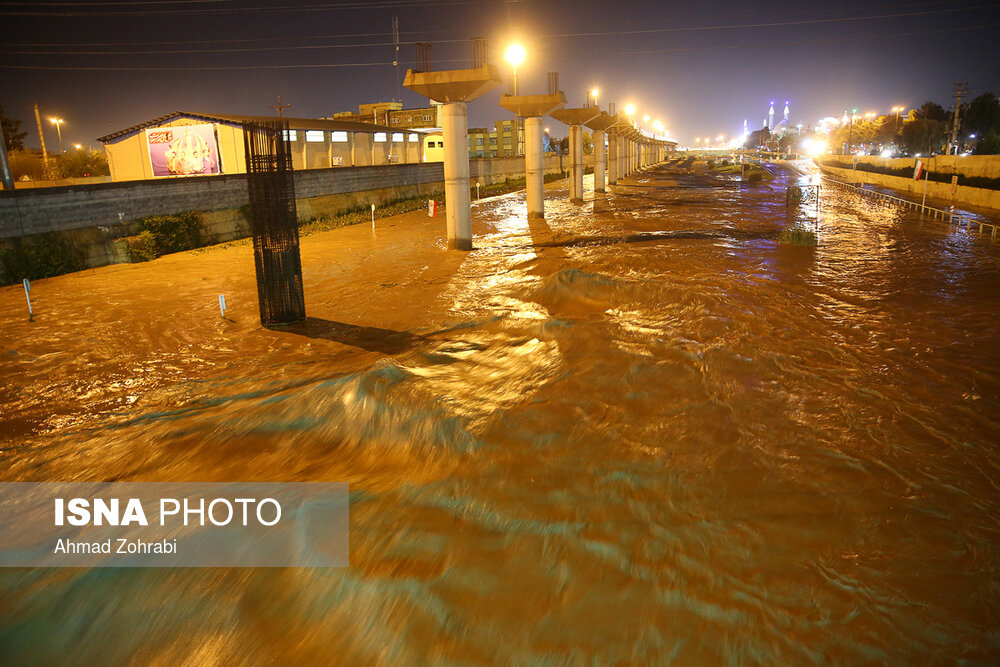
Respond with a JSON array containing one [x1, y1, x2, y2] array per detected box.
[[743, 118, 748, 136], [768, 101, 775, 130], [783, 100, 790, 123]]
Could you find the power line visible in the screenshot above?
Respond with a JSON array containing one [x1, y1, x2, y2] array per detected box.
[[0, 0, 479, 17], [3, 3, 995, 56], [2, 21, 994, 71]]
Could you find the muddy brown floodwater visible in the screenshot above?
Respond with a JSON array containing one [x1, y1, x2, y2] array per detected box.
[[1, 163, 999, 664]]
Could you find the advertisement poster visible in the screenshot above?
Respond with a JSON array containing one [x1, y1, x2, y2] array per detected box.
[[146, 124, 221, 177]]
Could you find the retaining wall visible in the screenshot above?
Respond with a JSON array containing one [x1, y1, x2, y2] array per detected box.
[[0, 154, 587, 274], [817, 163, 1000, 210], [845, 155, 1000, 180]]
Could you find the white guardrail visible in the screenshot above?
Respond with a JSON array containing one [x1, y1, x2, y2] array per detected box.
[[822, 175, 999, 238]]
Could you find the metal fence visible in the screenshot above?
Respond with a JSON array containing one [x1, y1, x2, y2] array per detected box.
[[822, 175, 999, 237]]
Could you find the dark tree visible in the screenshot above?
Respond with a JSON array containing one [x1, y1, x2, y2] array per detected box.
[[964, 93, 1000, 150], [744, 127, 770, 149], [900, 118, 946, 155], [1, 106, 27, 151], [915, 101, 948, 122]]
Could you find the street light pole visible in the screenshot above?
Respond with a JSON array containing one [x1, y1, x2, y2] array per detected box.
[[846, 108, 857, 155], [49, 118, 64, 154]]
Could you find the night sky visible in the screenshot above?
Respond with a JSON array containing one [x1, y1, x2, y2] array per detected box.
[[2, 0, 998, 150]]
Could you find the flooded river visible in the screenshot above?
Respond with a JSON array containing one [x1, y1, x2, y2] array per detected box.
[[1, 162, 999, 664]]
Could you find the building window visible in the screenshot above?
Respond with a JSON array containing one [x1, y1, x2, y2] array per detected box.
[[476, 138, 484, 145], [489, 138, 497, 145], [392, 133, 404, 142], [331, 131, 348, 142], [306, 130, 325, 142], [283, 130, 298, 141], [436, 141, 444, 147], [374, 132, 387, 142], [390, 118, 399, 124], [422, 115, 432, 122], [408, 133, 419, 142]]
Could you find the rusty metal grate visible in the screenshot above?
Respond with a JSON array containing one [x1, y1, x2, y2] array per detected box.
[[242, 119, 306, 326]]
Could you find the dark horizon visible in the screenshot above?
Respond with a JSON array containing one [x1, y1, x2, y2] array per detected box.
[[2, 0, 998, 150]]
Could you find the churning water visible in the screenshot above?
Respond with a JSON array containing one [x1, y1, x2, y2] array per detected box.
[[1, 162, 999, 664]]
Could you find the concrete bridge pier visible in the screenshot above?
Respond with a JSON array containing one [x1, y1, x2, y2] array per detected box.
[[500, 93, 566, 219], [441, 103, 472, 248], [551, 106, 600, 204], [569, 124, 583, 203], [404, 64, 501, 250], [593, 129, 606, 192], [608, 133, 618, 185], [585, 112, 615, 194]]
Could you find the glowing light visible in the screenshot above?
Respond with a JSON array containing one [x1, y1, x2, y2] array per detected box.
[[74, 144, 82, 150], [624, 104, 635, 116], [642, 115, 650, 123], [591, 88, 599, 98], [801, 138, 828, 156], [504, 43, 526, 67], [880, 148, 894, 158]]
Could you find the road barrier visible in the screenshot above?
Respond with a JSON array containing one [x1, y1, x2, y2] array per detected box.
[[822, 176, 998, 237]]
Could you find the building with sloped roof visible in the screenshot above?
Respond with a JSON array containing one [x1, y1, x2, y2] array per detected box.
[[97, 111, 427, 182]]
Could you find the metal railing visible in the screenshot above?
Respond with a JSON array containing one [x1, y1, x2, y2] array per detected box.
[[822, 175, 999, 237]]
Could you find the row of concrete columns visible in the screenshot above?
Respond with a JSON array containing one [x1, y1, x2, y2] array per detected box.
[[404, 63, 671, 251]]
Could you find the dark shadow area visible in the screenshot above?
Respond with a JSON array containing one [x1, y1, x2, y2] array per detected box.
[[268, 317, 426, 354]]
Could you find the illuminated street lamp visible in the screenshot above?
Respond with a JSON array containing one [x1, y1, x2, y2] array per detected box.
[[590, 87, 599, 108], [891, 105, 905, 136], [624, 103, 635, 117], [74, 144, 82, 150], [504, 43, 525, 95], [642, 114, 650, 124], [49, 117, 65, 153], [846, 108, 858, 154]]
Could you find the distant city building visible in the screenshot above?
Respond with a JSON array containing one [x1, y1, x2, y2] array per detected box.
[[329, 101, 440, 131]]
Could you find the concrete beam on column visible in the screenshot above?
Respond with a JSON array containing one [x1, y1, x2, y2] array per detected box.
[[404, 65, 501, 251], [550, 107, 600, 204], [499, 93, 566, 220]]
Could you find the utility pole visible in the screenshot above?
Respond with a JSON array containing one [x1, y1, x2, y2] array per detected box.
[[392, 16, 400, 103], [268, 96, 291, 117], [33, 103, 51, 178], [948, 82, 967, 155], [0, 123, 15, 190]]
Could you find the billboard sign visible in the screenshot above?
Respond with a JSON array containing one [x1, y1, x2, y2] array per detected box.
[[146, 124, 221, 177]]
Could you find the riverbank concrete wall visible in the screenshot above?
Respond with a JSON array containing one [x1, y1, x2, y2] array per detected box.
[[818, 163, 1000, 211], [0, 154, 591, 274], [844, 154, 1000, 180]]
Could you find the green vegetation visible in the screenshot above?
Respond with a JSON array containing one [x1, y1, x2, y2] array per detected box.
[[0, 233, 87, 285], [779, 226, 817, 246], [125, 211, 209, 261], [5, 147, 110, 181], [299, 194, 443, 234]]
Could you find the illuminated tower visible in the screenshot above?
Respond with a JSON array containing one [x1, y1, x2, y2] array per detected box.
[[768, 100, 775, 130], [783, 100, 790, 123]]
